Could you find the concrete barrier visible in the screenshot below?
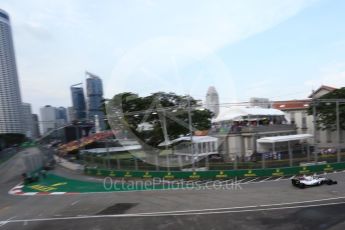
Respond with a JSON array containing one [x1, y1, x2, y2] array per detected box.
[[84, 162, 345, 179]]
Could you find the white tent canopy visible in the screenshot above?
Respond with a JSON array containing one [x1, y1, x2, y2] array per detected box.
[[213, 106, 285, 123], [256, 134, 313, 167], [257, 134, 313, 144], [158, 136, 217, 146], [81, 145, 142, 154]]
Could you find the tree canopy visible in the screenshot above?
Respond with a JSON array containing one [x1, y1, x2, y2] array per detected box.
[[308, 87, 345, 130], [107, 92, 213, 146]]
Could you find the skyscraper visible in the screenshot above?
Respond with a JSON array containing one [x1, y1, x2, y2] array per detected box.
[[85, 72, 104, 129], [0, 9, 23, 134], [39, 105, 68, 134], [67, 106, 75, 123], [205, 86, 220, 117], [55, 106, 67, 127], [55, 107, 67, 122], [39, 105, 57, 134], [22, 103, 33, 138], [71, 84, 86, 120], [31, 114, 40, 138]]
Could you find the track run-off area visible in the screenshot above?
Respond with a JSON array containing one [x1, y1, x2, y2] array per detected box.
[[2, 148, 345, 229]]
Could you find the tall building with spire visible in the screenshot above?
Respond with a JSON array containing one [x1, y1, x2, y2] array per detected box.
[[0, 9, 23, 135], [205, 86, 219, 117]]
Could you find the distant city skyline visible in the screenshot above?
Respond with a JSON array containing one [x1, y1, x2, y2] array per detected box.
[[39, 105, 68, 134], [1, 1, 345, 115]]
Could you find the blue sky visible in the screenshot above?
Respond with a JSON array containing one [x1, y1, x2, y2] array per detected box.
[[221, 0, 345, 100], [1, 0, 345, 114]]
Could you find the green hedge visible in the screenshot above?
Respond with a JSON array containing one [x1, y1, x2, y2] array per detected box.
[[84, 162, 345, 180]]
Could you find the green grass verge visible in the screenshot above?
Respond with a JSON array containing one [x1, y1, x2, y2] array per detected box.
[[22, 173, 193, 193]]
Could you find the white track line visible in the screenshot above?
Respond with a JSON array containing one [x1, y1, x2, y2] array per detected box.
[[71, 200, 80, 206], [139, 201, 345, 217], [50, 192, 66, 195], [2, 199, 345, 224], [236, 178, 246, 183], [23, 192, 38, 196], [241, 178, 258, 184], [259, 177, 272, 182], [129, 196, 345, 215], [0, 216, 16, 227], [219, 179, 235, 185], [274, 176, 284, 181]]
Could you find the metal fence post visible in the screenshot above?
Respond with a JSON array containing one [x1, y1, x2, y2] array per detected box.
[[155, 154, 159, 171], [116, 158, 120, 170], [288, 141, 293, 167], [261, 153, 265, 169], [313, 101, 318, 163], [336, 101, 341, 162], [307, 143, 310, 162], [134, 157, 138, 170], [178, 155, 183, 170]]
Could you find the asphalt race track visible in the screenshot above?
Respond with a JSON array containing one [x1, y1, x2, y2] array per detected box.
[[1, 148, 345, 230]]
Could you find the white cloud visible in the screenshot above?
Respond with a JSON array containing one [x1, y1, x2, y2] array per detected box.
[[0, 0, 316, 114], [305, 62, 345, 89], [107, 0, 316, 101]]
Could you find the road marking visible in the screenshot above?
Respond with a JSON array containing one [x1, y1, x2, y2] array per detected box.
[[51, 182, 67, 187], [250, 178, 264, 183], [274, 176, 284, 181], [236, 178, 246, 183], [50, 192, 66, 195], [121, 196, 345, 215], [242, 178, 257, 184], [138, 201, 345, 217], [219, 179, 234, 185], [2, 199, 345, 224], [24, 192, 38, 196], [8, 183, 23, 195], [71, 200, 80, 206], [30, 184, 56, 192], [260, 177, 272, 182], [0, 216, 16, 227]]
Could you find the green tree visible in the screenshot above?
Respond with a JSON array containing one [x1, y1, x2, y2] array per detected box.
[[107, 92, 213, 146], [308, 87, 345, 130]]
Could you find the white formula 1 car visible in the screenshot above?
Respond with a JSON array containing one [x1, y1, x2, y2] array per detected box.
[[291, 175, 337, 189]]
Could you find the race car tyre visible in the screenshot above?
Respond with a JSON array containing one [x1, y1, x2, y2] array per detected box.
[[326, 180, 337, 185]]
